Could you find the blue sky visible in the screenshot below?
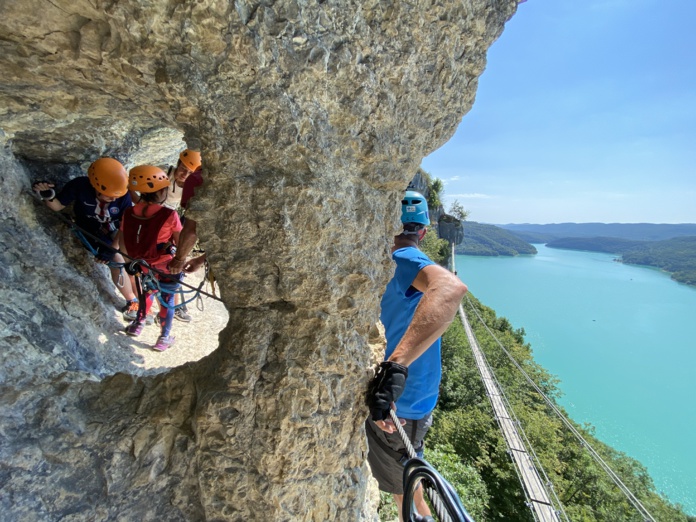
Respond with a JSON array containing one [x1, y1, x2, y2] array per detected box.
[[421, 0, 696, 224]]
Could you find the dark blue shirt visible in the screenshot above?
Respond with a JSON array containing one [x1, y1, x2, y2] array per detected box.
[[57, 177, 132, 239]]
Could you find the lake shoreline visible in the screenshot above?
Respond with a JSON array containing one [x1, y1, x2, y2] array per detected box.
[[454, 246, 696, 514]]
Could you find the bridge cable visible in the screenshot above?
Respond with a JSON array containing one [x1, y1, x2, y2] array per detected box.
[[457, 301, 566, 522], [451, 246, 565, 521], [463, 294, 657, 522]]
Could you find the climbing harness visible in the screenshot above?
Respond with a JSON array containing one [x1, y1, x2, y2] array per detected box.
[[71, 227, 127, 287], [388, 408, 475, 522], [139, 269, 205, 310], [35, 199, 224, 305]]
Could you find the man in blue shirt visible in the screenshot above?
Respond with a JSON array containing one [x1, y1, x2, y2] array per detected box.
[[33, 158, 138, 313], [366, 190, 468, 521]]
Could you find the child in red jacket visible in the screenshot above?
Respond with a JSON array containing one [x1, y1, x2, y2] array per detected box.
[[118, 165, 183, 351]]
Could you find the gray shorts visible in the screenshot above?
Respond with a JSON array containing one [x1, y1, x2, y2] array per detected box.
[[365, 413, 433, 494]]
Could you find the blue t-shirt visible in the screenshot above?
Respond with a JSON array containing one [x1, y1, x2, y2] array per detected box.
[[57, 177, 132, 239], [380, 246, 441, 419]]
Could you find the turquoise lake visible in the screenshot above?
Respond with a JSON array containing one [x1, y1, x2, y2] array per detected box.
[[454, 244, 696, 515]]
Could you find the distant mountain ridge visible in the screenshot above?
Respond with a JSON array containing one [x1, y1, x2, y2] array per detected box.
[[497, 223, 696, 242], [455, 222, 537, 256]]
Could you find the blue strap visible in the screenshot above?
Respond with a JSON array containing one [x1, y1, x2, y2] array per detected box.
[[72, 228, 125, 269], [141, 272, 202, 310]]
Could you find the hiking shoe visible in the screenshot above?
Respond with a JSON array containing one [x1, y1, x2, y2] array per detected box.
[[153, 335, 175, 352], [122, 299, 139, 321], [125, 321, 144, 337], [174, 307, 192, 322]]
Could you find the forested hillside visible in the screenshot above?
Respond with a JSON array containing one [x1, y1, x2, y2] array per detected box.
[[455, 222, 537, 256], [546, 236, 644, 253], [621, 237, 696, 286], [499, 223, 696, 241], [378, 296, 692, 521], [546, 236, 696, 286]]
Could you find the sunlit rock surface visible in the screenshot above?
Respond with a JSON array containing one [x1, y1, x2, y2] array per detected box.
[[0, 0, 518, 519]]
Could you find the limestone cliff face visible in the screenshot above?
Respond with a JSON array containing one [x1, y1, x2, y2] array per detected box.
[[0, 1, 518, 520]]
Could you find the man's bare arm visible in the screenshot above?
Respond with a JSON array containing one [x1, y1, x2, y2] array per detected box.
[[387, 264, 468, 367], [169, 218, 197, 274]]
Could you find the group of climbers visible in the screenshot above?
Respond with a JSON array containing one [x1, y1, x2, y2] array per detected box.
[[32, 149, 204, 352], [35, 158, 467, 516]]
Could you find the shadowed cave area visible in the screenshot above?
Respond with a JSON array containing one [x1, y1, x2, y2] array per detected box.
[[0, 1, 518, 519]]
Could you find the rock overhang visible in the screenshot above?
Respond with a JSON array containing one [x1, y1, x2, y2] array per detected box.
[[0, 1, 520, 519]]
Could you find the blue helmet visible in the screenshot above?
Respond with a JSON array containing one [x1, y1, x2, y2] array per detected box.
[[401, 190, 430, 225]]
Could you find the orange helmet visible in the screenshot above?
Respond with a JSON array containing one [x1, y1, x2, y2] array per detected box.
[[179, 149, 202, 171], [128, 165, 170, 193], [87, 158, 128, 197]]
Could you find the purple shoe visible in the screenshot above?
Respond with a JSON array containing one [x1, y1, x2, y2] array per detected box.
[[153, 335, 175, 352], [125, 321, 144, 337]]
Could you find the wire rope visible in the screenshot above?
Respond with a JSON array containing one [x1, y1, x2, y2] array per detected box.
[[464, 295, 657, 522], [458, 304, 566, 522], [40, 203, 224, 304]]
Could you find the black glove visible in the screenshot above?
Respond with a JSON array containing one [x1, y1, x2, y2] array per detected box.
[[367, 361, 408, 421]]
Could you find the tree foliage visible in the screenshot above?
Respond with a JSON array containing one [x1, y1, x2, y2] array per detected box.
[[420, 228, 449, 266], [456, 221, 538, 256], [428, 178, 444, 210], [449, 199, 470, 221], [424, 295, 691, 521]]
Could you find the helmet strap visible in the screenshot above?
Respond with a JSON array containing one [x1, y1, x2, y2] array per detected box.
[[156, 187, 169, 205]]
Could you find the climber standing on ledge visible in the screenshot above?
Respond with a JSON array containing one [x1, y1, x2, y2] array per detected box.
[[167, 153, 205, 276], [32, 158, 138, 315], [119, 165, 183, 352], [365, 189, 468, 521]]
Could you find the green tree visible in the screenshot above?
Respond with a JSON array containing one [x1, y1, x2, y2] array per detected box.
[[449, 199, 470, 221], [425, 444, 490, 521], [420, 228, 449, 265], [428, 178, 444, 210]]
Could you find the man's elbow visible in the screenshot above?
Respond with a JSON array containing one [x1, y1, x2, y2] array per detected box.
[[453, 278, 468, 300], [444, 280, 467, 310], [183, 218, 197, 232], [434, 275, 468, 310]]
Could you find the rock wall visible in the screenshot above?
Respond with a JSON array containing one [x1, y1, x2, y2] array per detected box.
[[0, 1, 519, 520]]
